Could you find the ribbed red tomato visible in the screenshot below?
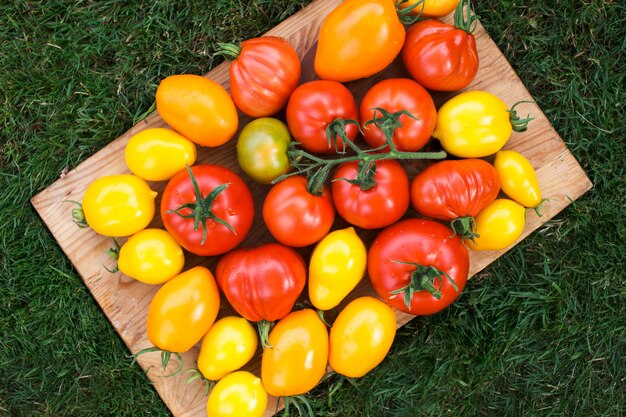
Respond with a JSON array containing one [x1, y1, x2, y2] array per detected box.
[[286, 80, 359, 154], [368, 218, 469, 315], [360, 78, 437, 152], [221, 36, 301, 117]]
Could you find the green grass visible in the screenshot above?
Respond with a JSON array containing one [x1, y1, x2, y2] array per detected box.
[[1, 0, 624, 416]]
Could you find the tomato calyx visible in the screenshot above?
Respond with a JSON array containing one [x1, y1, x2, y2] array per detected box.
[[258, 319, 273, 349], [184, 368, 213, 396], [277, 394, 315, 417], [450, 216, 480, 242], [215, 42, 242, 60], [364, 107, 420, 152], [325, 117, 361, 154], [453, 0, 479, 34], [166, 165, 236, 245], [63, 200, 88, 229], [389, 261, 459, 310], [508, 101, 535, 133], [131, 346, 184, 377], [103, 238, 121, 273], [396, 0, 424, 24]]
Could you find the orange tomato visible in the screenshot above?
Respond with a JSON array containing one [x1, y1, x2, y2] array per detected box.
[[314, 0, 406, 82], [155, 74, 238, 147]]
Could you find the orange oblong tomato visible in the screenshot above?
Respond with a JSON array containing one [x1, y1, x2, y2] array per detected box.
[[314, 0, 408, 82], [156, 74, 238, 147], [261, 309, 329, 397]]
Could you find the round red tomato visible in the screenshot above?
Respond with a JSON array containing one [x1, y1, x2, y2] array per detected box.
[[411, 159, 500, 238], [368, 218, 469, 315], [161, 165, 254, 256], [286, 80, 359, 154], [216, 243, 306, 323], [402, 15, 479, 91], [223, 36, 301, 118], [263, 176, 335, 247], [332, 159, 409, 230], [360, 78, 437, 152]]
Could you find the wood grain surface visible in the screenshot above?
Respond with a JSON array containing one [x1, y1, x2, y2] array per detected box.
[[31, 0, 592, 416]]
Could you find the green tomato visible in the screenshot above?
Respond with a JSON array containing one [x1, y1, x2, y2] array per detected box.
[[237, 117, 291, 184]]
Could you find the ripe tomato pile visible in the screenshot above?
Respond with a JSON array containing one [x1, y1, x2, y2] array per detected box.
[[75, 1, 544, 416]]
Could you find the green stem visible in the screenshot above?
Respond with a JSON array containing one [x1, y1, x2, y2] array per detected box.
[[508, 100, 534, 132], [63, 200, 88, 229], [396, 0, 424, 24], [103, 238, 121, 273], [454, 0, 479, 34], [215, 42, 242, 60], [131, 346, 184, 377], [389, 261, 459, 311], [450, 216, 480, 242], [258, 320, 273, 349]]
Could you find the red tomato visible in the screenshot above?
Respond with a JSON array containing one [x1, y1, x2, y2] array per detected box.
[[286, 80, 359, 154], [411, 159, 500, 237], [332, 159, 409, 229], [223, 36, 301, 118], [263, 176, 335, 247], [360, 78, 437, 152], [161, 165, 254, 256], [402, 15, 479, 92], [216, 243, 306, 323], [368, 218, 469, 315]]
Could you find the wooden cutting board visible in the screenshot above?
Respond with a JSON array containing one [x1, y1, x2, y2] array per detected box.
[[31, 0, 592, 415]]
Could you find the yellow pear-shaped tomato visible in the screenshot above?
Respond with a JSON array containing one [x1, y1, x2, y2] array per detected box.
[[329, 296, 396, 378], [197, 316, 258, 381], [261, 309, 329, 397], [493, 150, 542, 207], [401, 0, 459, 18], [147, 266, 220, 352], [156, 74, 238, 147], [82, 174, 157, 237], [125, 128, 196, 181], [206, 371, 268, 417], [117, 228, 185, 285], [309, 227, 367, 311], [467, 199, 526, 251]]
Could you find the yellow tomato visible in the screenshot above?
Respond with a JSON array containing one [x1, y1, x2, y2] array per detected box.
[[494, 150, 542, 207], [117, 228, 184, 285], [261, 309, 329, 397], [82, 174, 156, 237], [156, 74, 238, 147], [433, 91, 530, 158], [309, 227, 367, 311], [125, 128, 196, 181], [147, 266, 220, 352], [467, 199, 526, 251], [197, 316, 258, 381], [206, 371, 267, 417], [329, 296, 396, 378], [401, 0, 460, 18]]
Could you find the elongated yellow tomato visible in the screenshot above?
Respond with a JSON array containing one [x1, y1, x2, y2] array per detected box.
[[156, 74, 238, 147], [125, 128, 196, 181], [261, 309, 329, 397], [467, 199, 526, 251], [82, 174, 156, 237], [329, 296, 396, 378], [147, 266, 220, 352], [309, 227, 367, 311], [433, 91, 532, 158], [206, 371, 267, 417], [494, 150, 542, 207], [197, 316, 258, 381], [117, 228, 184, 285], [401, 0, 459, 18], [314, 0, 406, 82]]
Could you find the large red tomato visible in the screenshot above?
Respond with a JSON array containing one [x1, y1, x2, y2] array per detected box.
[[411, 159, 500, 238], [222, 36, 301, 117], [402, 13, 479, 91], [286, 80, 359, 154], [332, 159, 409, 229], [263, 176, 335, 247], [368, 218, 469, 315], [360, 78, 437, 151], [161, 165, 254, 256]]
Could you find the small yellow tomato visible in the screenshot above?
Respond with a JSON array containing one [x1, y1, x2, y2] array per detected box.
[[156, 74, 238, 147], [494, 150, 542, 207], [433, 91, 531, 158], [197, 316, 258, 381], [117, 228, 184, 285], [401, 0, 460, 18], [125, 128, 196, 181], [329, 296, 396, 378], [467, 199, 526, 251], [308, 227, 367, 311], [82, 174, 157, 237], [261, 309, 329, 397], [147, 266, 220, 352], [206, 371, 268, 417]]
